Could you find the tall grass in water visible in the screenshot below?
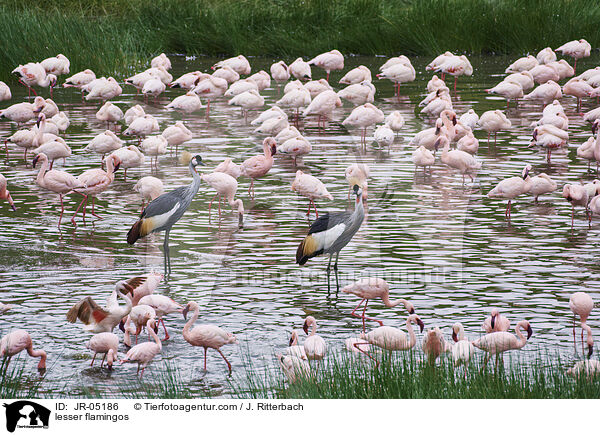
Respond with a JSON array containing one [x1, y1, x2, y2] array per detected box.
[[2, 0, 600, 79], [0, 358, 45, 399], [233, 350, 600, 399]]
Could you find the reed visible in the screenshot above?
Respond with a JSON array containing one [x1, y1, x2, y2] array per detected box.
[[2, 0, 600, 80], [233, 349, 600, 399]]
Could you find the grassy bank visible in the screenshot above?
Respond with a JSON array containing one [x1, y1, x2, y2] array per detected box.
[[3, 350, 600, 399], [1, 0, 600, 78], [234, 350, 600, 399]]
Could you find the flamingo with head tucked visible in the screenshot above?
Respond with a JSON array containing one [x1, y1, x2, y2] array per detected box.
[[120, 318, 161, 377]]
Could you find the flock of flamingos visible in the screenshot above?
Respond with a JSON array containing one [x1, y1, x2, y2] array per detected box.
[[1, 39, 600, 386]]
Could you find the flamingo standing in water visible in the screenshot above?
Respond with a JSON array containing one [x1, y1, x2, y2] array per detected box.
[[214, 157, 242, 179], [0, 173, 16, 210], [452, 323, 475, 369], [192, 76, 227, 119], [482, 308, 511, 333], [341, 277, 415, 332], [33, 152, 86, 226], [134, 176, 164, 208], [342, 103, 384, 146], [270, 61, 290, 83], [0, 330, 47, 371], [308, 49, 344, 82], [0, 96, 45, 125], [240, 137, 276, 198], [569, 292, 594, 357], [291, 170, 333, 217], [138, 295, 183, 340], [201, 171, 244, 227], [66, 277, 140, 333], [96, 102, 123, 130], [556, 39, 591, 74], [285, 330, 308, 360], [302, 316, 326, 361], [12, 63, 57, 97], [75, 153, 120, 220], [87, 332, 118, 369], [487, 164, 532, 219], [120, 318, 161, 377], [85, 130, 123, 163], [473, 320, 533, 370], [422, 327, 452, 365], [354, 314, 425, 365], [110, 145, 144, 181], [563, 184, 589, 228], [182, 301, 237, 373]]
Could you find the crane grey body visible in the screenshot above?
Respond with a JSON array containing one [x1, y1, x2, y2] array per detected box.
[[296, 185, 365, 292], [127, 155, 205, 275]]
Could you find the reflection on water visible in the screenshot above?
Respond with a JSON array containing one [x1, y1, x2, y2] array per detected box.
[[1, 54, 600, 396]]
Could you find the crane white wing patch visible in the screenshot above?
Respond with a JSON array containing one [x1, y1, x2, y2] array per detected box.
[[146, 203, 180, 231], [311, 223, 346, 251]]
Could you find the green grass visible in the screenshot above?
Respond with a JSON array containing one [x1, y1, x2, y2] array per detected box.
[[1, 0, 600, 79], [233, 349, 600, 399], [0, 358, 45, 399]]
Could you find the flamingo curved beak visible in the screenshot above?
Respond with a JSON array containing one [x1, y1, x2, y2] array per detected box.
[[526, 324, 533, 339], [118, 320, 125, 332], [491, 314, 496, 329], [32, 155, 40, 168], [452, 330, 458, 342], [289, 336, 294, 346], [416, 318, 425, 333], [182, 305, 190, 320], [302, 321, 309, 335], [589, 344, 594, 358]]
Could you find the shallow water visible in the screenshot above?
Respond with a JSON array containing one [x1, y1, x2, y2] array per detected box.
[[1, 54, 599, 397]]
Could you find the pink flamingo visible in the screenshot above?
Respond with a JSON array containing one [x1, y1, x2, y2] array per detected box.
[[75, 154, 120, 220], [124, 272, 163, 306], [120, 318, 161, 377], [302, 316, 327, 361], [345, 163, 369, 201], [482, 308, 511, 333], [302, 89, 342, 129], [0, 96, 45, 125], [201, 172, 244, 227], [341, 278, 415, 332], [0, 173, 16, 210], [67, 277, 143, 333], [214, 157, 242, 179], [109, 145, 144, 181], [308, 50, 344, 82], [11, 63, 57, 97], [0, 330, 47, 371], [473, 320, 533, 370], [162, 121, 192, 155], [33, 152, 86, 226], [134, 177, 164, 209], [342, 103, 384, 146], [138, 295, 183, 341], [182, 301, 237, 373], [192, 76, 227, 119], [240, 137, 276, 198], [354, 314, 425, 365], [124, 305, 157, 346], [570, 292, 594, 356], [291, 170, 332, 217], [422, 327, 452, 364], [87, 332, 118, 369]]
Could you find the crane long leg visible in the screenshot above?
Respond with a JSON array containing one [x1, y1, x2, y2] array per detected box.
[[163, 229, 171, 275], [326, 254, 333, 293], [333, 251, 340, 293]]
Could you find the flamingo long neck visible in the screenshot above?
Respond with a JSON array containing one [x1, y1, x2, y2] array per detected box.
[[183, 305, 200, 341], [116, 290, 132, 317], [441, 138, 451, 160], [36, 157, 49, 186], [309, 321, 316, 336], [26, 344, 46, 369], [583, 323, 594, 346], [514, 323, 528, 349], [406, 319, 416, 348], [381, 294, 407, 309], [148, 321, 162, 350], [107, 349, 115, 367]]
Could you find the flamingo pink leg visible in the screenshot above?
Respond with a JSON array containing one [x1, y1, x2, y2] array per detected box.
[[216, 348, 232, 373]]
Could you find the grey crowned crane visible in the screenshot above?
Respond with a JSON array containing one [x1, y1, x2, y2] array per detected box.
[[127, 155, 205, 275], [296, 184, 365, 293]]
